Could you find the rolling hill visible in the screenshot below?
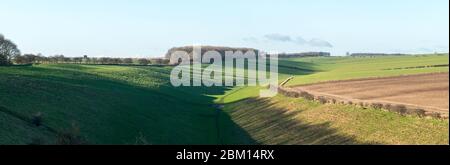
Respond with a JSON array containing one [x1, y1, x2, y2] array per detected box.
[[0, 54, 448, 144]]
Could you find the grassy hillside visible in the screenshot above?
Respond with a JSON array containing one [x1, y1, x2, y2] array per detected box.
[[219, 54, 449, 104], [219, 54, 449, 145], [0, 64, 244, 144], [283, 54, 449, 86], [220, 96, 449, 145], [1, 54, 448, 145]]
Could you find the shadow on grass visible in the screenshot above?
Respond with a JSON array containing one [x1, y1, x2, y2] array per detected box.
[[1, 61, 325, 145], [0, 65, 254, 144], [220, 98, 374, 145]]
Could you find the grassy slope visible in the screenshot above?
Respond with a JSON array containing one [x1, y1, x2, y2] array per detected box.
[[284, 54, 449, 86], [221, 54, 449, 103], [221, 96, 449, 145], [221, 54, 449, 144], [1, 54, 448, 145], [0, 64, 236, 144]]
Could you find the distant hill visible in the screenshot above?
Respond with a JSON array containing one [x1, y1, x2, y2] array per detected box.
[[350, 53, 408, 57], [350, 53, 449, 57], [277, 52, 331, 58], [165, 46, 259, 64]]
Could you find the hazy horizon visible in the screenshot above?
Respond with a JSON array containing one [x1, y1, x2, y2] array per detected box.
[[1, 0, 449, 57]]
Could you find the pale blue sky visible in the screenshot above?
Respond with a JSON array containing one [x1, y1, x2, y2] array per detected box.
[[1, 0, 448, 57]]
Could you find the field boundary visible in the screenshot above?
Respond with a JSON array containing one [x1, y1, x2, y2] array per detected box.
[[383, 64, 449, 71], [289, 72, 449, 87], [275, 74, 449, 119]]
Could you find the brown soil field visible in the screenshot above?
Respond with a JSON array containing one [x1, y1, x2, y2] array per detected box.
[[293, 73, 449, 115]]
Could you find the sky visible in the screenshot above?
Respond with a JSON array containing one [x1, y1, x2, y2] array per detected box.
[[0, 0, 448, 57]]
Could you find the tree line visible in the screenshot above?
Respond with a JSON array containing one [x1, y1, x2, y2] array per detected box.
[[0, 34, 169, 66], [14, 54, 170, 65]]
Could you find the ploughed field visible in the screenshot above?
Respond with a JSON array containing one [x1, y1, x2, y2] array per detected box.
[[294, 73, 449, 115]]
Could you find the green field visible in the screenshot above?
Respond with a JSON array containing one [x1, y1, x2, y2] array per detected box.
[[0, 54, 449, 144], [282, 54, 449, 86], [0, 64, 231, 144], [219, 54, 449, 103]]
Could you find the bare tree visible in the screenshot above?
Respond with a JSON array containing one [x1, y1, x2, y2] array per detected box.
[[0, 34, 21, 65]]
